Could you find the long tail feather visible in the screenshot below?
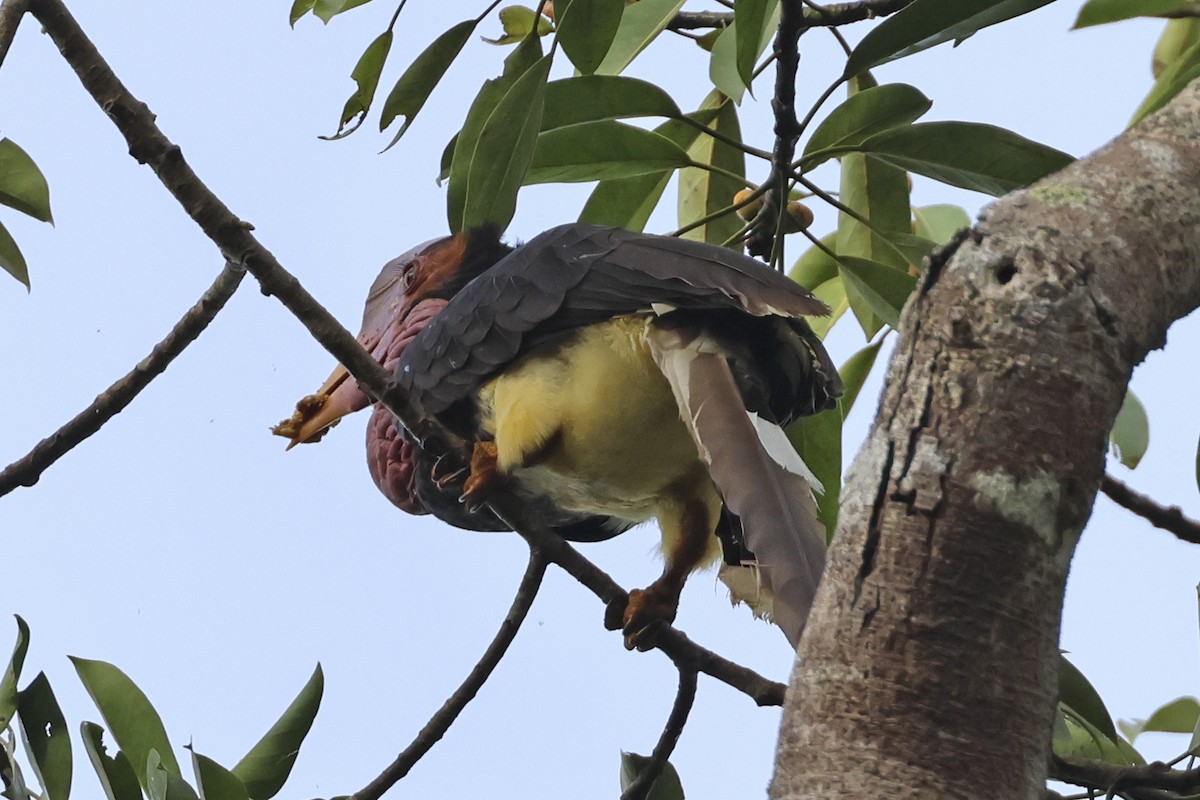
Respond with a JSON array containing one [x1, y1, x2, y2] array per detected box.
[[648, 325, 827, 647]]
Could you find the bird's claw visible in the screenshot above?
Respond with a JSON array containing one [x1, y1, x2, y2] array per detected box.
[[460, 440, 500, 511], [431, 452, 469, 491], [616, 584, 680, 652]]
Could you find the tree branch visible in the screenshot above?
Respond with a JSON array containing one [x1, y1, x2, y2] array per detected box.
[[667, 0, 915, 33], [0, 262, 245, 497], [1051, 754, 1200, 800], [0, 0, 28, 69], [746, 0, 805, 263], [1100, 473, 1200, 545], [25, 0, 788, 711], [353, 550, 549, 800], [620, 667, 698, 800]]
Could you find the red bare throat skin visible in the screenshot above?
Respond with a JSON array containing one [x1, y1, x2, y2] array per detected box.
[[272, 295, 449, 511]]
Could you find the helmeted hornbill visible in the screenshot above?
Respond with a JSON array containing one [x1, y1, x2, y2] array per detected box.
[[276, 224, 842, 649]]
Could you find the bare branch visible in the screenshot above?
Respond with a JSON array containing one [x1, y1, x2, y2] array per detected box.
[[0, 262, 245, 497], [1051, 754, 1200, 800], [620, 667, 699, 800], [486, 495, 789, 707], [26, 0, 789, 710], [746, 0, 804, 264], [667, 0, 915, 33], [1100, 473, 1200, 545], [353, 550, 549, 800], [0, 0, 29, 69]]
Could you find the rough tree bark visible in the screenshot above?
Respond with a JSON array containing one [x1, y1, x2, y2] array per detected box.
[[771, 81, 1200, 798]]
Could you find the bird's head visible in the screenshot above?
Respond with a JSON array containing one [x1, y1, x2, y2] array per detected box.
[[272, 225, 511, 510]]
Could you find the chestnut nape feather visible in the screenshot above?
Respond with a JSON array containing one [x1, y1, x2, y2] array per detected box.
[[434, 224, 513, 298]]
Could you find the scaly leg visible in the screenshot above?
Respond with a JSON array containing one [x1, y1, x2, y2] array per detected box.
[[619, 493, 719, 651]]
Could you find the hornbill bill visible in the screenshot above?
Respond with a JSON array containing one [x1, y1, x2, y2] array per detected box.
[[275, 224, 842, 649]]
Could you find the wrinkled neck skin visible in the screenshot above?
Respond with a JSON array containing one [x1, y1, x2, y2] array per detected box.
[[364, 296, 448, 512]]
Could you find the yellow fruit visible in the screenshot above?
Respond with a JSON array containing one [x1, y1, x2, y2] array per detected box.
[[784, 201, 814, 233], [734, 188, 764, 220]]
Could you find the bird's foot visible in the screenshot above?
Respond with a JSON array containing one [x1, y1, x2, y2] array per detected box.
[[614, 583, 680, 652], [460, 440, 501, 511]]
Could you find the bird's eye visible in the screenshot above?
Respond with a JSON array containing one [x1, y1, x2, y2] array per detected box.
[[400, 267, 414, 289]]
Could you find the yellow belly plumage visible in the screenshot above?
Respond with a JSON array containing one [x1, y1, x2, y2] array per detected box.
[[475, 315, 723, 565]]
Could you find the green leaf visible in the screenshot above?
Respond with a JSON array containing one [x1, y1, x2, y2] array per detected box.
[[734, 0, 773, 89], [912, 204, 971, 245], [526, 120, 691, 184], [839, 339, 885, 418], [1075, 0, 1200, 28], [554, 0, 624, 74], [541, 76, 681, 130], [789, 340, 884, 540], [191, 751, 249, 800], [801, 83, 932, 170], [1110, 389, 1149, 469], [845, 0, 1057, 76], [789, 233, 839, 291], [678, 91, 744, 245], [0, 615, 30, 729], [578, 110, 718, 230], [1058, 653, 1118, 741], [618, 752, 685, 800], [71, 657, 178, 789], [79, 723, 142, 800], [595, 0, 687, 75], [324, 31, 393, 139], [787, 401, 841, 543], [379, 20, 477, 148], [0, 140, 53, 223], [834, 79, 913, 339], [708, 3, 779, 103], [288, 0, 317, 27], [449, 50, 553, 232], [1152, 18, 1200, 78], [853, 121, 1074, 196], [312, 0, 373, 24], [0, 219, 29, 288], [145, 750, 199, 800], [483, 6, 552, 45], [838, 257, 917, 329], [1136, 697, 1200, 738], [3, 748, 31, 800], [446, 35, 544, 230], [807, 275, 849, 340], [1056, 705, 1142, 765], [231, 665, 323, 800], [18, 673, 72, 800], [1130, 36, 1200, 125]]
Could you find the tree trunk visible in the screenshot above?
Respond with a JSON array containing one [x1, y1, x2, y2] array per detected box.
[[771, 80, 1200, 798]]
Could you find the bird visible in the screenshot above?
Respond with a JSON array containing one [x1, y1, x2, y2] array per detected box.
[[275, 223, 843, 649]]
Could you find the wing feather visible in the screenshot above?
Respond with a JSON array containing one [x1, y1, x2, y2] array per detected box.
[[396, 224, 830, 416]]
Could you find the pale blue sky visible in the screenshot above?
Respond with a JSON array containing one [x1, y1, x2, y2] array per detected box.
[[1, 3, 1196, 798]]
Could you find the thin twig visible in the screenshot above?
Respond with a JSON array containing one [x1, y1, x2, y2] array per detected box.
[[0, 0, 29, 69], [353, 550, 549, 800], [0, 263, 246, 497], [1100, 474, 1200, 545], [620, 667, 698, 800], [27, 0, 790, 711]]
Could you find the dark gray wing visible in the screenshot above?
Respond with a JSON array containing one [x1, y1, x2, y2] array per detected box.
[[395, 224, 831, 416]]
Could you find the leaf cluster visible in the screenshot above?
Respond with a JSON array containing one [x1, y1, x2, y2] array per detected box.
[[0, 617, 323, 800]]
